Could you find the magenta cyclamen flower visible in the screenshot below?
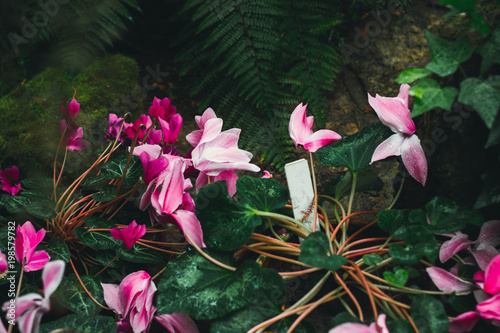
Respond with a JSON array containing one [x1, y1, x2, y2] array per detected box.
[[2, 260, 65, 333], [149, 97, 177, 121], [103, 113, 131, 143], [0, 249, 7, 276], [126, 114, 153, 141], [60, 120, 90, 151], [60, 98, 80, 122], [111, 220, 147, 249], [15, 221, 50, 272], [368, 84, 427, 185], [0, 165, 21, 195], [289, 103, 342, 153], [101, 270, 199, 333]]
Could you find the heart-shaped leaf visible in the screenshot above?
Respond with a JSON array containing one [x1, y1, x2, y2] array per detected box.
[[236, 176, 288, 212], [317, 123, 392, 172], [384, 269, 408, 288], [458, 76, 500, 128], [40, 314, 117, 333], [46, 238, 71, 263], [425, 196, 483, 233], [363, 253, 383, 266], [196, 180, 262, 251], [120, 245, 166, 265], [100, 155, 142, 189], [156, 247, 262, 320], [92, 184, 118, 202], [409, 79, 457, 117], [395, 68, 431, 84], [53, 274, 104, 316], [411, 294, 449, 333], [424, 31, 474, 77], [299, 232, 346, 271], [478, 26, 500, 74], [75, 216, 121, 250]]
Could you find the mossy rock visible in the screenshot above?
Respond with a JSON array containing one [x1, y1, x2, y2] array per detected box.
[[0, 54, 140, 179]]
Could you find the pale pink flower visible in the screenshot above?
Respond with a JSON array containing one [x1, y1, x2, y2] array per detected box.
[[449, 311, 480, 333], [111, 220, 147, 249], [2, 260, 65, 333], [329, 314, 389, 333], [289, 103, 341, 153], [426, 267, 475, 295], [368, 84, 427, 185], [15, 221, 50, 272]]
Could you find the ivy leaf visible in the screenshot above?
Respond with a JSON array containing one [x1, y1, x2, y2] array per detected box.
[[120, 245, 166, 265], [478, 26, 500, 74], [384, 269, 408, 288], [409, 79, 457, 117], [425, 196, 483, 233], [92, 184, 118, 202], [100, 155, 142, 189], [74, 216, 121, 250], [53, 274, 104, 316], [317, 123, 392, 172], [458, 76, 500, 128], [196, 181, 262, 251], [210, 268, 286, 333], [236, 176, 288, 212], [46, 238, 71, 262], [40, 314, 117, 333], [299, 232, 346, 271], [156, 248, 262, 320], [424, 31, 474, 77], [411, 294, 449, 333], [395, 68, 431, 84]]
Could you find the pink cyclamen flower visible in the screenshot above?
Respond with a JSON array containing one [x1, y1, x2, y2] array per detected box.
[[101, 270, 199, 333], [0, 249, 7, 276], [103, 113, 131, 143], [368, 84, 427, 185], [2, 260, 65, 333], [15, 221, 50, 272], [426, 267, 475, 295], [149, 97, 177, 121], [0, 166, 21, 195], [329, 314, 389, 333], [111, 220, 147, 249], [126, 114, 153, 141], [449, 311, 480, 333], [60, 98, 80, 122], [60, 120, 90, 151], [159, 113, 183, 144], [289, 103, 342, 153]]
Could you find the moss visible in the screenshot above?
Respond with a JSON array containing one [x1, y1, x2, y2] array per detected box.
[[0, 54, 140, 177]]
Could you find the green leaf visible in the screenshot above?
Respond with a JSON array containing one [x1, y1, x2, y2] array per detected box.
[[46, 238, 71, 262], [327, 312, 362, 330], [120, 245, 166, 265], [40, 314, 117, 333], [425, 196, 483, 233], [478, 26, 500, 74], [317, 123, 392, 172], [411, 294, 449, 333], [384, 269, 408, 287], [210, 268, 286, 333], [378, 209, 411, 234], [299, 232, 346, 271], [469, 12, 490, 37], [196, 181, 262, 251], [267, 317, 316, 333], [409, 79, 457, 117], [389, 241, 438, 265], [20, 177, 53, 191], [474, 171, 500, 209], [53, 274, 104, 316], [74, 216, 121, 250], [439, 0, 476, 12], [458, 76, 500, 128], [95, 250, 123, 268], [156, 248, 263, 320], [26, 197, 56, 219], [92, 184, 118, 202], [424, 31, 474, 76], [395, 68, 431, 84], [363, 253, 383, 266], [100, 155, 142, 189], [2, 195, 31, 214], [236, 176, 288, 212], [485, 114, 500, 148], [79, 173, 111, 187]]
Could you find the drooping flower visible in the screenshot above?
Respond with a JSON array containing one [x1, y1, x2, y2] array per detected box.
[[2, 260, 65, 333], [289, 103, 342, 153], [148, 97, 177, 121], [101, 270, 199, 333], [103, 113, 131, 143], [368, 84, 427, 185], [328, 314, 389, 333], [0, 166, 21, 195], [60, 120, 90, 151], [15, 221, 50, 272], [159, 114, 183, 144], [60, 98, 80, 122], [111, 220, 147, 249]]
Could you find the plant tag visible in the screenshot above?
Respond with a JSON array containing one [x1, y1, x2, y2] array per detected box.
[[285, 159, 318, 240]]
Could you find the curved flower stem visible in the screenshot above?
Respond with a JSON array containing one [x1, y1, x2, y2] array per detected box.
[[241, 245, 306, 266], [254, 210, 312, 234], [185, 233, 236, 272], [332, 211, 376, 250], [135, 241, 184, 255], [317, 205, 337, 253], [387, 177, 405, 210], [54, 148, 68, 194], [287, 290, 339, 333], [334, 271, 363, 321], [309, 151, 319, 232], [318, 195, 346, 223], [94, 246, 124, 277], [152, 266, 166, 281], [279, 267, 322, 278], [342, 171, 358, 243], [69, 259, 111, 310], [349, 260, 378, 321], [268, 218, 285, 241]]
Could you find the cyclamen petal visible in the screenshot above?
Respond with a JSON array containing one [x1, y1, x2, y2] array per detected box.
[[329, 322, 378, 333], [303, 129, 342, 153], [24, 250, 50, 273], [370, 133, 405, 163], [477, 293, 500, 321], [449, 311, 480, 333], [476, 220, 500, 250], [171, 209, 207, 248], [439, 232, 473, 263], [0, 166, 21, 195], [426, 267, 475, 295], [155, 313, 200, 333], [368, 314, 389, 333], [484, 254, 500, 295], [110, 220, 147, 249], [401, 134, 427, 186], [472, 246, 500, 271]]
